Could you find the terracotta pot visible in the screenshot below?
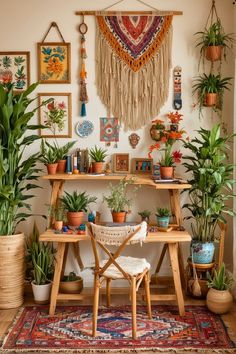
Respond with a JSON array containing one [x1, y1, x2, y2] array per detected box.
[[57, 159, 66, 174], [31, 281, 52, 304], [206, 288, 233, 314], [67, 211, 84, 226], [54, 220, 63, 230], [112, 211, 126, 223], [160, 166, 174, 180], [206, 46, 222, 62], [205, 93, 217, 107], [92, 162, 104, 174], [46, 163, 58, 175], [59, 278, 83, 294]]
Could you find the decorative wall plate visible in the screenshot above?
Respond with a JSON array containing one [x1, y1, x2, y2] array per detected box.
[[75, 120, 94, 138]]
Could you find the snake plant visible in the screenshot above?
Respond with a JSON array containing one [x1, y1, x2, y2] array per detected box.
[[89, 145, 107, 162], [60, 191, 97, 212]]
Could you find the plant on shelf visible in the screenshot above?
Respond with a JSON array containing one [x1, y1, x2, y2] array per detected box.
[[183, 124, 235, 264], [150, 119, 165, 141], [156, 208, 171, 229], [49, 202, 66, 231], [89, 145, 107, 173], [60, 191, 97, 226], [0, 82, 49, 309], [60, 271, 83, 294], [138, 210, 151, 223], [193, 73, 232, 116], [206, 263, 233, 314], [39, 140, 58, 175], [55, 141, 76, 173], [103, 178, 138, 223]]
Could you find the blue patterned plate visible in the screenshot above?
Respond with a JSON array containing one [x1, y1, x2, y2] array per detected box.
[[75, 120, 94, 138]]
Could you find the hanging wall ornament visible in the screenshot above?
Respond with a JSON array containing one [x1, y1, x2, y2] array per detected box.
[[96, 14, 173, 131], [129, 133, 140, 149], [79, 17, 88, 117], [100, 117, 120, 147], [173, 66, 182, 110]]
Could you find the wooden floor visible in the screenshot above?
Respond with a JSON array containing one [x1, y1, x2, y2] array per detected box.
[[1, 287, 236, 354]]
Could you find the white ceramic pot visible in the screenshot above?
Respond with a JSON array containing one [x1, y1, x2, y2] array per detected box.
[[31, 281, 52, 304]]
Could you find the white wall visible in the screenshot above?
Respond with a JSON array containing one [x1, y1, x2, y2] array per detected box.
[[0, 0, 235, 284]]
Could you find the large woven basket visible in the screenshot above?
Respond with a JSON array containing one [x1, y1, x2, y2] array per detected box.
[[0, 233, 25, 309]]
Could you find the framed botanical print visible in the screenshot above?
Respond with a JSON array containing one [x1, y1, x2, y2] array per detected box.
[[113, 153, 130, 173], [38, 93, 72, 138], [0, 51, 30, 90], [37, 42, 71, 83]]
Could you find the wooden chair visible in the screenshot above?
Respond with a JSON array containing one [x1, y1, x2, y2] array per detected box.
[[87, 222, 152, 340]]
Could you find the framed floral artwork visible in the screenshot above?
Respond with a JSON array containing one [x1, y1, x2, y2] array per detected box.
[[38, 93, 72, 138], [37, 43, 71, 83], [0, 51, 30, 91], [113, 153, 130, 173]]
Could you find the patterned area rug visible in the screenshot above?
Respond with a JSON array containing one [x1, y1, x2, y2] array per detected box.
[[2, 305, 236, 353]]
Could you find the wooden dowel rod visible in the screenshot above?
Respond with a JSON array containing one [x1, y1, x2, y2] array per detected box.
[[75, 10, 183, 16]]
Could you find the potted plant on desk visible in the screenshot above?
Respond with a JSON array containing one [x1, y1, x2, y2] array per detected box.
[[89, 145, 107, 174], [40, 140, 58, 175], [60, 191, 97, 226], [156, 208, 171, 229], [55, 141, 76, 173], [138, 210, 151, 223], [183, 124, 235, 264]]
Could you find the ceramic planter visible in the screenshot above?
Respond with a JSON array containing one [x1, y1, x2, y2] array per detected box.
[[206, 288, 233, 314], [156, 216, 170, 229], [160, 166, 174, 179], [67, 211, 84, 226], [92, 162, 104, 174], [205, 46, 222, 62], [57, 159, 66, 173], [150, 127, 164, 141], [112, 211, 126, 223], [59, 278, 83, 294], [191, 241, 215, 264], [46, 163, 58, 175], [205, 93, 217, 107], [54, 220, 63, 230], [31, 281, 52, 304]]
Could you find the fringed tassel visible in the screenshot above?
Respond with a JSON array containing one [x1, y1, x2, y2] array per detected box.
[[80, 102, 87, 117]]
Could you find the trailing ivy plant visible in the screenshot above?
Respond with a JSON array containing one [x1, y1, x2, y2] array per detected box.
[[0, 82, 49, 236]]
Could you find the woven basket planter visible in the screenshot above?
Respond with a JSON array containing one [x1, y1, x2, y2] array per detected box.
[[0, 233, 25, 309]]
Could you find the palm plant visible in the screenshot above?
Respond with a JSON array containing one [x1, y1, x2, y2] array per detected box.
[[0, 82, 48, 236], [89, 145, 107, 162], [60, 191, 97, 212]]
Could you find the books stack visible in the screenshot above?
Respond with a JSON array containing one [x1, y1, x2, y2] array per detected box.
[[66, 148, 90, 174]]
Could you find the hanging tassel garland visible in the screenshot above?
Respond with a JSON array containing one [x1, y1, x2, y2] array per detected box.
[[79, 20, 88, 117]]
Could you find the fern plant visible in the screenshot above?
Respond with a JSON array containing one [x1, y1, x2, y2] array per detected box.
[[60, 191, 97, 212], [89, 145, 107, 162]]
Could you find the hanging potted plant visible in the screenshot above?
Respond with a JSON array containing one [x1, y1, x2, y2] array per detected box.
[[156, 208, 171, 229], [0, 82, 48, 309], [206, 263, 233, 314], [150, 119, 165, 141], [183, 124, 235, 264], [103, 178, 137, 223], [89, 145, 107, 174], [39, 140, 58, 175], [60, 191, 97, 226]]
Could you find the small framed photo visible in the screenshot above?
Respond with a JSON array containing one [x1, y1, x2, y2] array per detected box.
[[37, 42, 71, 83], [0, 51, 30, 91], [38, 93, 72, 138], [132, 158, 153, 174], [113, 153, 130, 173]]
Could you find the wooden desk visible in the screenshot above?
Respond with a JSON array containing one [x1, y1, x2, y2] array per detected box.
[[40, 229, 191, 317]]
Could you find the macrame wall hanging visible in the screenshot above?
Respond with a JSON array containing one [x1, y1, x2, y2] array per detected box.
[[79, 17, 88, 117]]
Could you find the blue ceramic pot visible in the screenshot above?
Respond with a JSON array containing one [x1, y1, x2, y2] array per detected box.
[[191, 241, 215, 264], [156, 216, 170, 228]]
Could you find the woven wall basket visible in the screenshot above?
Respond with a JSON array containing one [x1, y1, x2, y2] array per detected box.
[[0, 233, 25, 309]]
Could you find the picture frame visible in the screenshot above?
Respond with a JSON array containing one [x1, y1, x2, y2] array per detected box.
[[38, 93, 72, 138], [37, 42, 71, 83], [0, 51, 30, 91], [132, 158, 153, 174], [113, 153, 130, 173]]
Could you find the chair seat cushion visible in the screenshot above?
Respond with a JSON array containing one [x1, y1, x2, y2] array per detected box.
[[100, 256, 150, 279]]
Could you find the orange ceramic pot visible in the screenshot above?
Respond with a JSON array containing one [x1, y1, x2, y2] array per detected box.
[[205, 93, 217, 107], [205, 46, 222, 62], [46, 163, 58, 175], [160, 166, 174, 180], [54, 220, 63, 230], [112, 211, 126, 223], [57, 160, 66, 174], [67, 211, 84, 226], [92, 162, 104, 174]]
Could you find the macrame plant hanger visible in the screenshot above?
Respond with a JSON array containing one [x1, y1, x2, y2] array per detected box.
[[78, 15, 88, 117]]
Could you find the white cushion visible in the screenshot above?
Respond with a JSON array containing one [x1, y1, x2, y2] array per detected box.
[[100, 256, 150, 279]]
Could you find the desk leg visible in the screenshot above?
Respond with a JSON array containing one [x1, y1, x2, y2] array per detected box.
[[170, 190, 183, 227], [168, 243, 185, 316], [48, 180, 65, 228], [49, 243, 66, 316], [154, 243, 168, 274]]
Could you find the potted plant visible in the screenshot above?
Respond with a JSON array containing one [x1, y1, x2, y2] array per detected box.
[[138, 210, 151, 223], [60, 191, 97, 226], [195, 20, 235, 62], [193, 73, 232, 114], [89, 145, 107, 173], [40, 140, 58, 175], [55, 141, 76, 173], [0, 82, 48, 309], [206, 263, 233, 314], [150, 119, 165, 141], [103, 178, 137, 223], [30, 241, 55, 304], [50, 202, 65, 230], [156, 208, 171, 229], [59, 271, 83, 294], [183, 124, 235, 264], [167, 111, 183, 132]]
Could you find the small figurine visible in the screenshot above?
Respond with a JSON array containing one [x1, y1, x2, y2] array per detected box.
[[129, 133, 140, 149], [104, 161, 112, 174]]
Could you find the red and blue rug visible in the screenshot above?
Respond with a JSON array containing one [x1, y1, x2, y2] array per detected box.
[[2, 305, 236, 352]]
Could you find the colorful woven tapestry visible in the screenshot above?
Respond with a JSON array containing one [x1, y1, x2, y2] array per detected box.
[[96, 15, 173, 131], [2, 305, 236, 353], [100, 117, 119, 143]]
